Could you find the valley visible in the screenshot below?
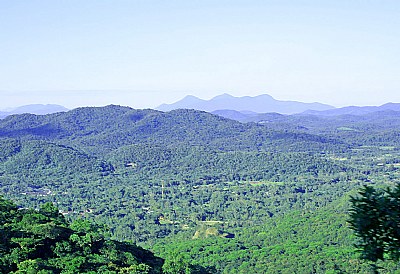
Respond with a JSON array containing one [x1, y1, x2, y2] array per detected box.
[[1, 105, 400, 273]]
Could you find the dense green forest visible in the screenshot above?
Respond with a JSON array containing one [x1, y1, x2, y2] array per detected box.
[[0, 197, 164, 273], [1, 105, 400, 273]]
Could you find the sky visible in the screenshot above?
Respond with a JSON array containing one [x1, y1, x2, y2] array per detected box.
[[0, 0, 399, 110]]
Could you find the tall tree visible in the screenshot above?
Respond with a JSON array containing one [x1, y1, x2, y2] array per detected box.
[[349, 184, 400, 272]]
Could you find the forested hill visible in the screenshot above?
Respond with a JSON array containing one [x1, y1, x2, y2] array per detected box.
[[0, 105, 342, 155], [1, 105, 400, 273]]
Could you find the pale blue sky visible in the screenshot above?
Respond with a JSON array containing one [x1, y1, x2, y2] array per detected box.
[[0, 1, 399, 109]]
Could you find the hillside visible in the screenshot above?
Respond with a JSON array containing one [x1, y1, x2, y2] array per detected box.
[[1, 105, 400, 273], [212, 109, 400, 145], [0, 105, 344, 156]]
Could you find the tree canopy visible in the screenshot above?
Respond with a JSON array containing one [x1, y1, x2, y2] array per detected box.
[[0, 196, 163, 274]]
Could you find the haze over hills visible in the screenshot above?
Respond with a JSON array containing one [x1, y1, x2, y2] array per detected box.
[[0, 104, 68, 119], [157, 93, 335, 114], [302, 102, 400, 116], [2, 95, 400, 123], [212, 103, 400, 123]]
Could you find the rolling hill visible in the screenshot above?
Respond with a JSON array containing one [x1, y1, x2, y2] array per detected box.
[[1, 105, 400, 273]]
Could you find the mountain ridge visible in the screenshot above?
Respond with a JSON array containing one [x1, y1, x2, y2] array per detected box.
[[0, 104, 68, 119], [211, 103, 400, 123], [157, 93, 334, 114], [302, 102, 400, 116]]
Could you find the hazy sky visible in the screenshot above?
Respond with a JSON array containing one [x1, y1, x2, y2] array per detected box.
[[1, 1, 399, 110]]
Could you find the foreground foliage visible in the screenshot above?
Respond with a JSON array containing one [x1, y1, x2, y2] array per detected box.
[[0, 197, 163, 273], [350, 184, 400, 270]]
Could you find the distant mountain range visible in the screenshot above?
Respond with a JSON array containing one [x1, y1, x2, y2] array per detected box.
[[157, 93, 334, 114], [302, 103, 400, 116], [0, 104, 68, 119], [154, 93, 399, 122], [213, 103, 400, 123], [3, 94, 400, 121]]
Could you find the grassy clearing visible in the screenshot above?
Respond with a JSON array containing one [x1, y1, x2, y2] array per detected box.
[[336, 127, 357, 131], [247, 181, 285, 186], [199, 220, 225, 225]]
